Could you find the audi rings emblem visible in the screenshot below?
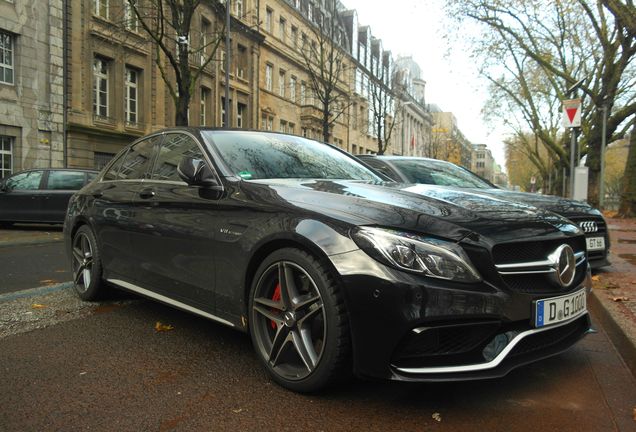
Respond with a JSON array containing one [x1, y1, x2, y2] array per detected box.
[[579, 221, 598, 233], [548, 244, 577, 288]]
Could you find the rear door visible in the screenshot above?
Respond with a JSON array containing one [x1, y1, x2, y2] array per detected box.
[[91, 136, 160, 282], [0, 170, 46, 222], [41, 170, 89, 223], [130, 132, 222, 310]]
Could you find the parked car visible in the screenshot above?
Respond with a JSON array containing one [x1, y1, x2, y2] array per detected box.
[[358, 155, 610, 269], [0, 168, 99, 226], [65, 129, 592, 392]]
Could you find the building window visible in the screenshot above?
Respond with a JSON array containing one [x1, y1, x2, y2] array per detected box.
[[261, 112, 274, 131], [200, 18, 211, 66], [0, 31, 14, 85], [279, 119, 287, 133], [123, 1, 138, 32], [0, 136, 13, 179], [301, 127, 308, 137], [200, 87, 210, 125], [220, 49, 226, 72], [265, 8, 273, 32], [94, 151, 115, 170], [94, 0, 108, 19], [237, 103, 246, 128], [291, 26, 298, 49], [288, 122, 295, 135], [265, 63, 273, 91], [278, 69, 285, 97], [125, 67, 138, 124], [279, 17, 286, 42], [235, 0, 243, 17], [290, 76, 296, 102], [93, 57, 109, 117], [300, 81, 306, 104], [236, 44, 247, 79]]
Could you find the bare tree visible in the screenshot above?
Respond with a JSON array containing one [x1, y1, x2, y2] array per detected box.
[[126, 0, 226, 126], [298, 0, 350, 143], [619, 129, 636, 216], [448, 0, 636, 206], [368, 56, 399, 155]]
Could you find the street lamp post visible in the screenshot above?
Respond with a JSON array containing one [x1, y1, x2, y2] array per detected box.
[[224, 0, 231, 128]]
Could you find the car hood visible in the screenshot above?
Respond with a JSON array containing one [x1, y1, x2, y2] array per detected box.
[[246, 179, 581, 244], [472, 188, 602, 218]]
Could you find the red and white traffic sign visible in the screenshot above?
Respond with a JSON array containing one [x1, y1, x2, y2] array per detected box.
[[562, 98, 582, 128]]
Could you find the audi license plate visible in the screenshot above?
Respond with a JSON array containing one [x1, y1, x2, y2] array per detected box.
[[534, 289, 586, 327], [586, 236, 605, 251]]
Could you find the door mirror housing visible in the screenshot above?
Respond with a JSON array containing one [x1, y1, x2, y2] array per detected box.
[[177, 157, 223, 190]]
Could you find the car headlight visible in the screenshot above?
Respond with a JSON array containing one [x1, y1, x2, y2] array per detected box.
[[351, 227, 482, 283]]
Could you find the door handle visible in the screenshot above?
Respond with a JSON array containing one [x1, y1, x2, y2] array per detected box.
[[139, 189, 155, 199]]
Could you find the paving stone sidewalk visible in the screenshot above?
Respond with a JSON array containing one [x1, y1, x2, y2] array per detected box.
[[590, 217, 636, 377]]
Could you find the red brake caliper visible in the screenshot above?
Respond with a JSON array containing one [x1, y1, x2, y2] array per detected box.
[[270, 282, 281, 329]]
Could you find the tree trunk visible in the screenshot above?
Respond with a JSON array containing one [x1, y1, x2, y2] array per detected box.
[[322, 106, 330, 143], [618, 129, 636, 217], [175, 95, 189, 126]]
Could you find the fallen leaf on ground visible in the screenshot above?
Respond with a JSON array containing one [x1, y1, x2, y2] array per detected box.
[[605, 282, 620, 289], [591, 275, 601, 282], [432, 413, 442, 422], [31, 304, 47, 309], [611, 297, 630, 302], [232, 408, 243, 414], [154, 322, 174, 332], [79, 372, 87, 376]]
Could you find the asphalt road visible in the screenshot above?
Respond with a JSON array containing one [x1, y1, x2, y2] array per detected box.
[[1, 290, 635, 432], [0, 241, 71, 294]]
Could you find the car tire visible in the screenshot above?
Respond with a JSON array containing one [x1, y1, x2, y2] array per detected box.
[[248, 248, 351, 393], [71, 225, 106, 301]]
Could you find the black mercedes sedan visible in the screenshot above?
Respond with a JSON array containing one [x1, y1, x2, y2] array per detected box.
[[65, 129, 592, 392], [358, 155, 610, 269]]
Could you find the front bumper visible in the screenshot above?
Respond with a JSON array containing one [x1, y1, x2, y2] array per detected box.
[[331, 249, 593, 381]]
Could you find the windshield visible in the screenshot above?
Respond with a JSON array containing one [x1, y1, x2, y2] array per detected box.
[[203, 131, 382, 182], [390, 159, 493, 189]]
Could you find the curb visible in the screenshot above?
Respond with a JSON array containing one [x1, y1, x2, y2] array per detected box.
[[0, 282, 73, 303], [589, 290, 636, 378], [0, 237, 63, 248]]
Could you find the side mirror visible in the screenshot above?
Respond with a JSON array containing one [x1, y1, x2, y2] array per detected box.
[[177, 157, 223, 190]]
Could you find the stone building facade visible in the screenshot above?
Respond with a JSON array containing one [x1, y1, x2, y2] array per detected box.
[[66, 0, 263, 169], [430, 108, 472, 168], [0, 0, 65, 178], [472, 142, 495, 181], [392, 56, 432, 157]]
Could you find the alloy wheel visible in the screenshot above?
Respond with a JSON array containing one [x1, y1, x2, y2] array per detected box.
[[252, 261, 327, 381], [72, 231, 93, 293]]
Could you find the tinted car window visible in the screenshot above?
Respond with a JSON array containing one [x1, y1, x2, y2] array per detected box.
[[5, 171, 44, 191], [117, 136, 160, 180], [390, 159, 492, 189], [46, 171, 86, 190], [151, 133, 204, 181], [102, 150, 128, 181], [363, 159, 402, 182], [204, 131, 381, 181]]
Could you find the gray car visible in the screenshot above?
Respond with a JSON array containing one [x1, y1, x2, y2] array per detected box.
[[0, 168, 99, 226]]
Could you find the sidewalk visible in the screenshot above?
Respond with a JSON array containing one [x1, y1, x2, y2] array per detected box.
[[590, 217, 636, 377], [0, 225, 63, 247]]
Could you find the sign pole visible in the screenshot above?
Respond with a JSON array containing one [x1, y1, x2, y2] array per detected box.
[[570, 129, 576, 198], [599, 105, 608, 209]]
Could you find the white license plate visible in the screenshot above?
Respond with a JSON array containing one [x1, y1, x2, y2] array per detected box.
[[586, 236, 605, 251], [534, 289, 586, 327]]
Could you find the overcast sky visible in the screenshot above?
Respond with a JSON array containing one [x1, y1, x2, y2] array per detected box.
[[341, 0, 508, 168]]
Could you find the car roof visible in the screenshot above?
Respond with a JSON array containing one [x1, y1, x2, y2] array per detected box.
[[8, 168, 100, 175], [357, 155, 454, 165]]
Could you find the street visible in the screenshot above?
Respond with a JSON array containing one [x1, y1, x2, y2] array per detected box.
[[0, 261, 635, 431], [0, 241, 71, 295], [1, 225, 635, 432]]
